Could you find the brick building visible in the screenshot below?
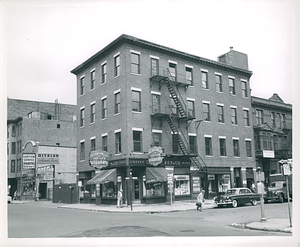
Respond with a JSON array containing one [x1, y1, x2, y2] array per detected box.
[[7, 98, 77, 201], [71, 34, 256, 204], [251, 93, 292, 186]]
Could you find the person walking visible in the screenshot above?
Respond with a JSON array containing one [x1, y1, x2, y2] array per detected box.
[[117, 189, 123, 208], [196, 189, 205, 211]]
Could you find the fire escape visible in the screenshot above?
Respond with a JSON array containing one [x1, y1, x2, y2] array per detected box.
[[150, 67, 207, 172]]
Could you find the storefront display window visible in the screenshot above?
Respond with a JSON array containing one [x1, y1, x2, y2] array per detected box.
[[217, 174, 231, 192], [208, 175, 216, 193], [174, 175, 190, 195], [143, 182, 165, 197], [102, 182, 117, 198], [91, 184, 96, 198]]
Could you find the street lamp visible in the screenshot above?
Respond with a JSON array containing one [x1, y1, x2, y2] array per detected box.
[[256, 167, 266, 222]]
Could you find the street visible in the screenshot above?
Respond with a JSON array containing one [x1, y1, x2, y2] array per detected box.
[[7, 200, 293, 238]]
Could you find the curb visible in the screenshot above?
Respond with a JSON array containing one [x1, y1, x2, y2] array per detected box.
[[231, 222, 292, 234]]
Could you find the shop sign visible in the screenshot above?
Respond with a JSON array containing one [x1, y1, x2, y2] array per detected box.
[[263, 150, 274, 158], [192, 176, 201, 192], [174, 175, 189, 181], [37, 153, 59, 164], [22, 168, 35, 178], [22, 154, 36, 169], [89, 150, 109, 169], [148, 147, 164, 166], [109, 159, 126, 167], [162, 157, 191, 166], [208, 175, 215, 180], [117, 176, 122, 182], [129, 159, 146, 166], [37, 165, 54, 181]]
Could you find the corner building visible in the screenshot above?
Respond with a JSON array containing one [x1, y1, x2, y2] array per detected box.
[[71, 34, 256, 204]]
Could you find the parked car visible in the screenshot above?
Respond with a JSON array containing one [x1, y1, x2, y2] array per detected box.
[[214, 188, 260, 208], [7, 195, 12, 203]]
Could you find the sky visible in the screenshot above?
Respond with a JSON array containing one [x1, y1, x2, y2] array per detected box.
[[2, 0, 299, 106]]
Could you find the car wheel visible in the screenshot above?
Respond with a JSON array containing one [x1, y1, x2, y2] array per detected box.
[[278, 194, 284, 203], [232, 200, 238, 208], [251, 200, 257, 206]]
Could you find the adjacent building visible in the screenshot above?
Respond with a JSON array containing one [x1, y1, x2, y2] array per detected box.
[[7, 98, 77, 201], [251, 93, 292, 186], [71, 34, 257, 204]]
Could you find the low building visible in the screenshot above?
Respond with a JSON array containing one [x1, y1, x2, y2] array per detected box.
[[7, 98, 77, 201]]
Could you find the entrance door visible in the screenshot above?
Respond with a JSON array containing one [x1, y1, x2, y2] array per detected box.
[[39, 183, 47, 199], [134, 180, 139, 200]]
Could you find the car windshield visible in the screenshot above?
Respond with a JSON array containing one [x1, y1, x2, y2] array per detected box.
[[270, 182, 284, 188], [226, 189, 236, 195]]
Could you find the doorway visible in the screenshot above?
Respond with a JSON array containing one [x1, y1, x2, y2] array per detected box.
[[39, 183, 47, 199]]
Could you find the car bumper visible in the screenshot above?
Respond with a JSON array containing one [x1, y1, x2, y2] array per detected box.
[[214, 200, 233, 206]]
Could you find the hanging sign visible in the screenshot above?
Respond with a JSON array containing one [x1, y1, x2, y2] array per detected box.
[[89, 150, 109, 169], [22, 154, 36, 169], [148, 146, 164, 166]]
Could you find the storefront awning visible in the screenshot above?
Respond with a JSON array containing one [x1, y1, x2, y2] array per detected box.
[[146, 167, 168, 184], [87, 169, 117, 184]]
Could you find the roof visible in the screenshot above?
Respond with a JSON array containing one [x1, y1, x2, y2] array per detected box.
[[71, 34, 253, 76], [252, 95, 292, 112]]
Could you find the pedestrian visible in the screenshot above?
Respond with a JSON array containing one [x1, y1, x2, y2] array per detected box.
[[196, 189, 205, 211], [117, 189, 123, 208], [13, 191, 17, 200], [251, 182, 256, 193]]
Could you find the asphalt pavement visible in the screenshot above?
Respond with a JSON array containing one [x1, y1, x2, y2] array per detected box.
[[10, 199, 292, 234]]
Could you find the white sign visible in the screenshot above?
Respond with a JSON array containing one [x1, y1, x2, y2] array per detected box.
[[23, 154, 36, 169], [263, 150, 275, 158]]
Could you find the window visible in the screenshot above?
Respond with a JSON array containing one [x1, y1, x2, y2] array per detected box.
[[7, 143, 9, 155], [115, 91, 121, 114], [115, 131, 122, 154], [281, 114, 286, 129], [267, 133, 273, 150], [217, 104, 224, 123], [90, 103, 95, 123], [189, 136, 197, 154], [241, 80, 248, 97], [7, 126, 9, 138], [101, 97, 107, 119], [11, 160, 15, 173], [187, 100, 195, 118], [153, 132, 162, 147], [256, 110, 263, 125], [203, 102, 210, 121], [80, 141, 85, 160], [101, 62, 107, 84], [152, 94, 161, 114], [102, 135, 107, 152], [172, 133, 180, 154], [131, 52, 140, 74], [233, 139, 240, 157], [271, 112, 275, 128], [186, 67, 193, 85], [132, 90, 141, 112], [243, 109, 250, 126], [150, 58, 159, 76], [246, 140, 252, 157], [91, 138, 96, 151], [262, 133, 268, 150], [219, 138, 227, 156], [80, 108, 85, 127], [19, 140, 22, 153], [133, 130, 142, 152], [12, 125, 16, 137], [205, 136, 213, 156], [169, 62, 177, 80], [80, 77, 85, 95], [11, 142, 16, 154], [231, 107, 238, 125], [201, 71, 208, 89], [16, 141, 19, 154], [215, 74, 222, 92], [57, 124, 60, 128], [229, 77, 235, 95], [90, 70, 95, 90], [19, 123, 22, 135], [273, 135, 278, 150], [114, 54, 120, 77], [276, 113, 281, 128]]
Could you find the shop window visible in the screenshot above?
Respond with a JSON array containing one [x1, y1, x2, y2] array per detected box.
[[144, 182, 165, 197], [217, 174, 230, 193], [174, 175, 190, 195], [234, 168, 241, 187], [208, 175, 216, 193], [102, 182, 117, 198]]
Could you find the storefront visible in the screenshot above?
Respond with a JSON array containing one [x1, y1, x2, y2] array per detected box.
[[206, 167, 231, 199]]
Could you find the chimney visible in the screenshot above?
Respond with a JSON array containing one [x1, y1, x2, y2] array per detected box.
[[54, 99, 60, 120], [218, 47, 249, 70]]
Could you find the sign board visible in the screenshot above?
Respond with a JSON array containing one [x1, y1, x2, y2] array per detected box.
[[192, 176, 201, 193], [148, 146, 163, 166], [37, 153, 59, 164], [89, 150, 109, 169], [208, 175, 215, 180], [263, 150, 275, 158], [174, 175, 189, 181], [283, 163, 292, 176], [22, 154, 36, 169], [37, 165, 54, 181]]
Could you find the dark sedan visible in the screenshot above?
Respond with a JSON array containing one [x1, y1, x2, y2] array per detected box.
[[214, 188, 260, 208]]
